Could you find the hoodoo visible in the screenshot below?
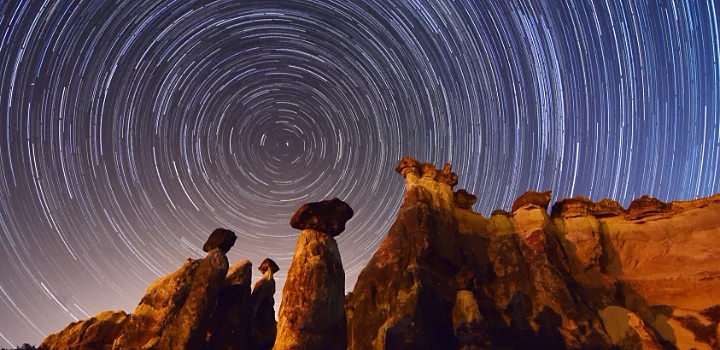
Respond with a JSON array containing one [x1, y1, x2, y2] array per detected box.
[[274, 198, 354, 350]]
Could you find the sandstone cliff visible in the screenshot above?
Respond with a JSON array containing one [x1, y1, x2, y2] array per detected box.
[[38, 157, 720, 350]]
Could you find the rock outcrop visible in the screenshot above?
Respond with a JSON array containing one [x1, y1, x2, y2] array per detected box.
[[38, 158, 720, 350], [39, 310, 128, 350], [275, 199, 353, 350], [345, 156, 720, 350]]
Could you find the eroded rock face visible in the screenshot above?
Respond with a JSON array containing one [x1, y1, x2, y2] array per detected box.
[[290, 198, 354, 237], [346, 156, 720, 350], [113, 258, 202, 349], [275, 200, 351, 350], [154, 248, 228, 349], [39, 310, 128, 350], [113, 230, 230, 349]]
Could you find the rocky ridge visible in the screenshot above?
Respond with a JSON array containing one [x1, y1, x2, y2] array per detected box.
[[39, 157, 720, 349]]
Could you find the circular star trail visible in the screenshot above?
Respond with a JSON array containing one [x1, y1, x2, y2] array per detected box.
[[1, 0, 719, 345]]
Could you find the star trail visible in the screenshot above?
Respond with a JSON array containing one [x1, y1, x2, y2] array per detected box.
[[0, 0, 719, 345]]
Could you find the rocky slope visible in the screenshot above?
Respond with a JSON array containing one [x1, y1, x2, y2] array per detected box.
[[39, 157, 720, 349]]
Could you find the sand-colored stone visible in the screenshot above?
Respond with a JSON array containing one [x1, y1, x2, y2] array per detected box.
[[40, 310, 128, 350]]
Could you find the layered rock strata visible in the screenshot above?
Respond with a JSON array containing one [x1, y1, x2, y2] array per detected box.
[[274, 198, 353, 350]]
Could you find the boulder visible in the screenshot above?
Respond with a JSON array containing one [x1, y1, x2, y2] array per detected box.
[[511, 190, 552, 212], [203, 228, 237, 253], [290, 198, 354, 237], [207, 259, 253, 350]]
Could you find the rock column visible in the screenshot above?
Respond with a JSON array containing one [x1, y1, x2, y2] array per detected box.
[[274, 198, 353, 350]]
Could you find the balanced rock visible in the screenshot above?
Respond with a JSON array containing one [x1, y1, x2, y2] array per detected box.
[[39, 310, 128, 350], [203, 228, 237, 253], [275, 199, 352, 350], [511, 190, 552, 212], [251, 258, 279, 350], [290, 198, 354, 237]]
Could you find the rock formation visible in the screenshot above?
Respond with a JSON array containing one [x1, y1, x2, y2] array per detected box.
[[275, 198, 353, 350], [203, 228, 238, 253], [38, 158, 720, 350], [39, 310, 128, 349], [345, 156, 720, 350], [251, 258, 280, 350], [207, 259, 253, 350]]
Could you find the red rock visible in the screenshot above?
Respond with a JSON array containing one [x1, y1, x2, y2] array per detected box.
[[626, 195, 671, 219], [511, 190, 552, 212]]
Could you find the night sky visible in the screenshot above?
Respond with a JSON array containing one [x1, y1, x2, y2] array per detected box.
[[1, 0, 719, 346]]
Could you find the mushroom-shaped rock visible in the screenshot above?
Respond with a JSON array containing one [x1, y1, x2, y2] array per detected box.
[[252, 258, 279, 350], [203, 228, 237, 253], [290, 198, 354, 237], [275, 200, 352, 349], [259, 257, 280, 274], [511, 190, 553, 212], [454, 189, 478, 210], [395, 156, 422, 178]]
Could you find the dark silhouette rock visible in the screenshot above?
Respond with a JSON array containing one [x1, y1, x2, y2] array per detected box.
[[290, 198, 354, 237], [258, 257, 279, 274], [251, 258, 279, 350], [203, 228, 237, 253], [208, 259, 253, 350]]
